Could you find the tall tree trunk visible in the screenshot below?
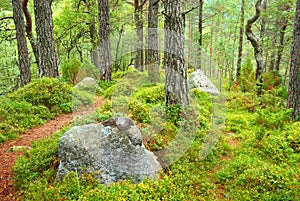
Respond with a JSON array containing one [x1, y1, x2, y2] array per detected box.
[[164, 0, 189, 107], [98, 0, 112, 81], [269, 36, 277, 71], [134, 0, 144, 72], [13, 0, 31, 87], [86, 0, 100, 70], [21, 0, 39, 71], [288, 0, 300, 121], [245, 0, 264, 96], [34, 0, 59, 78], [198, 0, 203, 69], [275, 19, 288, 71], [236, 0, 245, 82], [147, 0, 160, 82]]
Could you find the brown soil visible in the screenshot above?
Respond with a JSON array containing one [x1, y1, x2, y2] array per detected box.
[[0, 97, 103, 201]]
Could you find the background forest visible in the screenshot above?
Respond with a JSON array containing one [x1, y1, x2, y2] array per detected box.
[[0, 0, 299, 200]]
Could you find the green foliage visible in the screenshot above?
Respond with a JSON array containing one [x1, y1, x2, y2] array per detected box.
[[8, 78, 73, 113], [128, 84, 164, 123], [96, 100, 112, 121], [60, 57, 81, 84], [12, 81, 299, 201], [237, 58, 256, 93]]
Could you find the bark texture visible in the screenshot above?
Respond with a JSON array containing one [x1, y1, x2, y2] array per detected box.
[[245, 0, 264, 96], [275, 19, 288, 71], [198, 0, 203, 69], [12, 0, 31, 86], [22, 0, 39, 69], [98, 0, 112, 81], [288, 0, 300, 121], [134, 0, 144, 72], [164, 0, 189, 107], [147, 0, 160, 82], [236, 0, 245, 81], [34, 0, 59, 78]]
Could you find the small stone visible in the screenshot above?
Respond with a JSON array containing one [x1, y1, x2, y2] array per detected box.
[[8, 146, 31, 152]]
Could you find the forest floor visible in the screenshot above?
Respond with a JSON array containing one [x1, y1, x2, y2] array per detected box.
[[0, 97, 103, 201]]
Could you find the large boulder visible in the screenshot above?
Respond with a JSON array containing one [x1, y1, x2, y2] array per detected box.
[[56, 117, 162, 184], [187, 69, 219, 95]]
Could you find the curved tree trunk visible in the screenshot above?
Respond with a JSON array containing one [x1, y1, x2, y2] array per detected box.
[[164, 0, 189, 107], [12, 0, 31, 87], [288, 0, 300, 121], [34, 0, 59, 78], [245, 0, 264, 96], [22, 0, 39, 71], [98, 0, 112, 81], [147, 0, 160, 82]]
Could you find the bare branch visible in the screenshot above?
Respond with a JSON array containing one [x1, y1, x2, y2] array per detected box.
[[183, 4, 200, 15], [0, 16, 14, 21]]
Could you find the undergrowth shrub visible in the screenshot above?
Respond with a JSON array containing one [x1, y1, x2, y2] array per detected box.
[[8, 78, 73, 113]]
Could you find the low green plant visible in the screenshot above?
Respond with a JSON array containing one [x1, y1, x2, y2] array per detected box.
[[8, 77, 73, 113]]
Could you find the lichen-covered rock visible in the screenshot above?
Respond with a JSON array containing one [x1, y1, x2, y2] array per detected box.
[[187, 69, 219, 95], [56, 117, 161, 184]]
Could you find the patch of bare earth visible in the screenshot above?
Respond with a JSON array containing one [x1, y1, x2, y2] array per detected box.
[[0, 97, 103, 201]]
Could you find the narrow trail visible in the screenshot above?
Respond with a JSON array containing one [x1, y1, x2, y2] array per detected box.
[[0, 97, 103, 201]]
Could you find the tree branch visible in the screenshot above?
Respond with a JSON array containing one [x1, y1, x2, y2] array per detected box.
[[183, 4, 200, 15], [0, 16, 14, 21]]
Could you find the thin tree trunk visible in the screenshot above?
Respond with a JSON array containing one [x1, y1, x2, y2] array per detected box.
[[245, 0, 264, 96], [86, 0, 100, 70], [34, 0, 59, 78], [198, 0, 203, 70], [275, 19, 288, 71], [21, 0, 39, 71], [12, 0, 31, 87], [288, 0, 300, 121], [164, 0, 189, 107], [236, 0, 245, 82], [134, 0, 144, 72], [147, 0, 160, 82], [98, 0, 112, 81]]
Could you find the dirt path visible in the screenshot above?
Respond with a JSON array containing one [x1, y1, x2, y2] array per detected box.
[[0, 97, 103, 201]]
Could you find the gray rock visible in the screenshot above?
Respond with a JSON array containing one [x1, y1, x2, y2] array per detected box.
[[56, 118, 161, 184], [187, 69, 219, 95], [74, 77, 98, 92]]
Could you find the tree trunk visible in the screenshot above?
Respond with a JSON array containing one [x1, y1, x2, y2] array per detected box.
[[86, 0, 100, 70], [275, 19, 288, 71], [34, 0, 59, 78], [288, 0, 300, 121], [134, 0, 144, 72], [198, 0, 203, 70], [164, 0, 189, 107], [147, 0, 160, 82], [245, 0, 264, 96], [98, 0, 112, 81], [236, 0, 245, 82], [12, 0, 31, 87], [21, 0, 39, 71]]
